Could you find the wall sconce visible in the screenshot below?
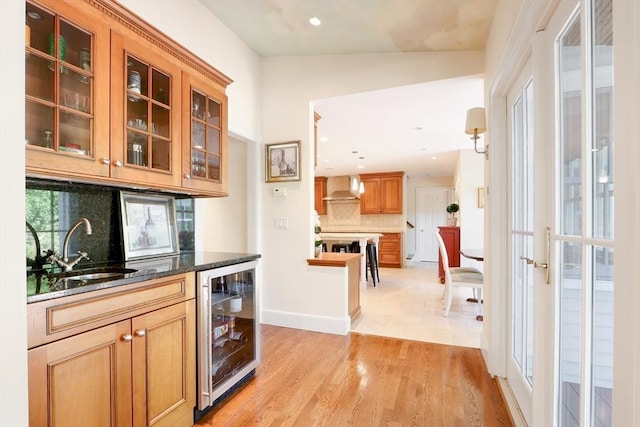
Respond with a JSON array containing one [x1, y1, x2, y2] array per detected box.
[[465, 107, 488, 159]]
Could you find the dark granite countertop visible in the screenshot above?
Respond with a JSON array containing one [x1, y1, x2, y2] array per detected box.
[[27, 251, 261, 304]]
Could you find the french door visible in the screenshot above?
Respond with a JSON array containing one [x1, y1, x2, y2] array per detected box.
[[507, 0, 614, 425], [507, 63, 535, 425]]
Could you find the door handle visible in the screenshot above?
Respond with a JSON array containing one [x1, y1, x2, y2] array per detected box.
[[521, 227, 550, 284]]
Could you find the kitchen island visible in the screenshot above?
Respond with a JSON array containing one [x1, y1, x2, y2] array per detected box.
[[307, 252, 362, 322], [319, 232, 383, 286]]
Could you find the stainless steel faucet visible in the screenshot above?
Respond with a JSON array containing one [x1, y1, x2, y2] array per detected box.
[[26, 221, 46, 270], [48, 218, 93, 271]]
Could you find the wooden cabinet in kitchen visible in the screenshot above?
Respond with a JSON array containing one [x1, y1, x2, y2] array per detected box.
[[25, 0, 110, 178], [378, 232, 402, 268], [25, 0, 232, 196], [315, 176, 328, 215], [359, 171, 404, 214], [181, 72, 229, 196], [28, 273, 196, 427]]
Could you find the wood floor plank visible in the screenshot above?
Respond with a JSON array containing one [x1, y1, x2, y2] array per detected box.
[[195, 325, 513, 427]]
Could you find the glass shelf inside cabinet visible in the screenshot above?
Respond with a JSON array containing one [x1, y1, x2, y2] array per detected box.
[[25, 2, 94, 156], [125, 55, 172, 171], [190, 89, 222, 181]]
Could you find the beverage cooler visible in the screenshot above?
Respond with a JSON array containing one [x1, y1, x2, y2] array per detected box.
[[195, 260, 258, 420]]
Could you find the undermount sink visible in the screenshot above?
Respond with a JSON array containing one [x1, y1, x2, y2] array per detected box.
[[53, 267, 138, 287]]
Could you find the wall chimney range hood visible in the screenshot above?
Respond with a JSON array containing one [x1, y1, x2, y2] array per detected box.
[[322, 176, 360, 201]]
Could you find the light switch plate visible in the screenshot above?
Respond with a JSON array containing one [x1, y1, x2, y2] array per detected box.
[[273, 217, 288, 229], [272, 187, 287, 197]]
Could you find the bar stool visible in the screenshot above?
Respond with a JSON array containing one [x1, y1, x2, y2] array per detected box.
[[366, 242, 380, 286], [331, 243, 351, 253]]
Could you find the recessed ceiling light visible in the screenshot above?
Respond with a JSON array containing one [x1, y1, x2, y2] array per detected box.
[[319, 137, 328, 142], [431, 156, 437, 160], [412, 126, 423, 131], [357, 165, 365, 169], [309, 17, 321, 26]]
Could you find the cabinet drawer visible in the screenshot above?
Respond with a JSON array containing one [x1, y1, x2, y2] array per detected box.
[[28, 273, 195, 349]]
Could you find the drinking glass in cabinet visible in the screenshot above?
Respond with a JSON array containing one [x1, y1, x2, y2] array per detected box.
[[191, 151, 206, 177], [192, 92, 206, 120], [192, 121, 205, 149], [207, 154, 221, 181]]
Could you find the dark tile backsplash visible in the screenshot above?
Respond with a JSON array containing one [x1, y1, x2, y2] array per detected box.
[[26, 179, 194, 270]]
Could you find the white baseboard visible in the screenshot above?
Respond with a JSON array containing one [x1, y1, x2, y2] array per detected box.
[[496, 377, 528, 427], [260, 309, 350, 335]]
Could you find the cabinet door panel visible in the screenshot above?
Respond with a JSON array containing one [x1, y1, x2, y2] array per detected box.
[[181, 72, 228, 195], [132, 300, 195, 427], [360, 178, 381, 214], [381, 177, 402, 213], [110, 31, 182, 188], [26, 0, 110, 177], [28, 320, 132, 427]]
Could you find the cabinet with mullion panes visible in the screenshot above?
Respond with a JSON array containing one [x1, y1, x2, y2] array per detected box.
[[25, 0, 108, 177], [182, 71, 228, 196], [110, 30, 181, 188], [125, 56, 172, 172]]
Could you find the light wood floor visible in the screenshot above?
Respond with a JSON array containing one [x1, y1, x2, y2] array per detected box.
[[195, 325, 513, 426]]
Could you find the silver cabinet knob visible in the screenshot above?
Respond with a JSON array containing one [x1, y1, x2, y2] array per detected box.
[[113, 160, 123, 167], [101, 158, 110, 165], [121, 334, 133, 342], [184, 173, 191, 179], [134, 329, 146, 337]]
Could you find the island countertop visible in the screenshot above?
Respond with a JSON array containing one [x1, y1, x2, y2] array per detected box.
[[307, 252, 362, 267]]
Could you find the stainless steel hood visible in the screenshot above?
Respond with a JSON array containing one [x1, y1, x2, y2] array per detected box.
[[322, 176, 360, 201], [323, 190, 360, 201]]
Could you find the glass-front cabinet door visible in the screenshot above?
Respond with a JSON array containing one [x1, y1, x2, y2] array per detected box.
[[182, 72, 228, 196], [110, 31, 181, 188], [25, 0, 109, 177]]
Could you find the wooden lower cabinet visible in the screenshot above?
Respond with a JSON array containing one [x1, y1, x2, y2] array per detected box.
[[28, 290, 195, 426], [378, 232, 402, 268]]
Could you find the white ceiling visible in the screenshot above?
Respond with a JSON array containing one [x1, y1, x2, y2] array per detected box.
[[199, 0, 496, 178]]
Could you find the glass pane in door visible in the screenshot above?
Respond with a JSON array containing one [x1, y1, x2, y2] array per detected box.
[[556, 1, 614, 425], [511, 78, 535, 388]]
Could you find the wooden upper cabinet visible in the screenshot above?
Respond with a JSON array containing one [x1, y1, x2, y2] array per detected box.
[[25, 0, 232, 196], [359, 171, 404, 214], [181, 72, 229, 196], [110, 31, 182, 188], [25, 0, 110, 177], [314, 176, 328, 215]]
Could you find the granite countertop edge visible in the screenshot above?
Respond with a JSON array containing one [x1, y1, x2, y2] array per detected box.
[[27, 251, 261, 304]]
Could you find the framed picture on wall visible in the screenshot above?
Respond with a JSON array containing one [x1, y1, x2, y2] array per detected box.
[[265, 140, 301, 182], [120, 192, 179, 260]]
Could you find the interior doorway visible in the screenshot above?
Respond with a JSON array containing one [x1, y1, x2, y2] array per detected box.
[[416, 187, 449, 262]]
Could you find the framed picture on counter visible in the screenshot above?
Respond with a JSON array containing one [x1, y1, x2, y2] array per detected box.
[[265, 140, 301, 182], [120, 192, 179, 260]]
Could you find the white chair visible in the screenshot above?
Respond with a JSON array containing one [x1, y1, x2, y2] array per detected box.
[[435, 231, 484, 317]]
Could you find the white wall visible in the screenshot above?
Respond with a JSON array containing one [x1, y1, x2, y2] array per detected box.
[[0, 1, 28, 425], [196, 137, 249, 253], [457, 149, 485, 268]]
